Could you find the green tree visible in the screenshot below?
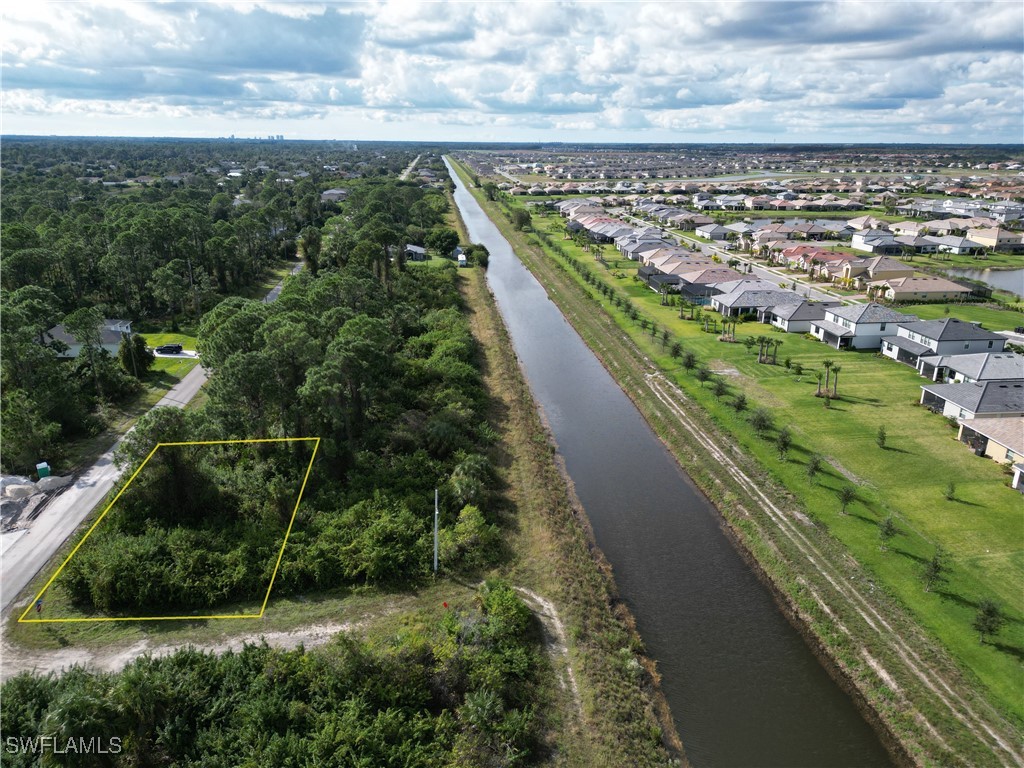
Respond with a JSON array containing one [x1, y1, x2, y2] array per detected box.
[[749, 407, 773, 435], [837, 485, 856, 514], [62, 306, 105, 399], [878, 516, 898, 551], [921, 546, 950, 592], [775, 427, 792, 460], [822, 358, 834, 393], [876, 425, 887, 449], [806, 454, 822, 485], [733, 393, 747, 412], [117, 333, 155, 379], [711, 377, 728, 399], [0, 389, 62, 473], [972, 599, 1006, 644], [426, 227, 460, 258], [695, 367, 711, 388]]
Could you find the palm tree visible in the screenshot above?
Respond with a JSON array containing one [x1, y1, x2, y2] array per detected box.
[[772, 339, 784, 365], [822, 358, 834, 392], [815, 371, 823, 396], [831, 364, 841, 397], [756, 335, 769, 363]]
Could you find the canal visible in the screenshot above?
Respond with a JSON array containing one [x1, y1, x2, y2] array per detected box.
[[447, 159, 893, 767]]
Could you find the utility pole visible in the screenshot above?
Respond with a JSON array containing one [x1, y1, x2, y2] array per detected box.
[[433, 488, 439, 575]]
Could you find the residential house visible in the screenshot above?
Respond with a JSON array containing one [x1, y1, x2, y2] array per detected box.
[[957, 417, 1024, 465], [881, 318, 1007, 367], [45, 319, 133, 358], [711, 287, 804, 318], [918, 352, 1024, 383], [695, 223, 730, 241], [890, 221, 930, 237], [966, 227, 1024, 252], [319, 188, 349, 203], [920, 379, 1024, 419], [893, 235, 939, 254], [851, 229, 901, 254], [763, 300, 842, 333], [403, 244, 428, 261], [869, 276, 972, 302], [840, 255, 914, 287], [924, 235, 986, 255], [810, 303, 916, 350]]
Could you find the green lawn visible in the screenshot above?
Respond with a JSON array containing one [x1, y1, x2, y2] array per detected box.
[[900, 303, 1024, 331], [531, 212, 1024, 718], [139, 332, 197, 351]]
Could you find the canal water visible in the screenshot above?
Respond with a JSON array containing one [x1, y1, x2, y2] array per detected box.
[[447, 159, 893, 767]]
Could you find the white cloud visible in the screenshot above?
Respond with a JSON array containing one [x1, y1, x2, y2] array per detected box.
[[1, 0, 1021, 142]]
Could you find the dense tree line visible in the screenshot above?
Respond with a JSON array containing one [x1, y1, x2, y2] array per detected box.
[[57, 181, 498, 614], [1, 581, 545, 766], [0, 140, 426, 474]]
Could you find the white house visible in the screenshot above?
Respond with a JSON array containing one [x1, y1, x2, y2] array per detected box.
[[762, 300, 842, 334], [810, 303, 916, 350], [881, 318, 1007, 367], [917, 352, 1024, 383]]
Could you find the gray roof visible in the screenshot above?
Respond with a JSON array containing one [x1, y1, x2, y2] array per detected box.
[[770, 300, 841, 322], [828, 303, 915, 324], [45, 319, 132, 347], [920, 352, 1024, 381], [922, 379, 1024, 414], [883, 335, 932, 356], [897, 318, 1005, 342], [716, 289, 804, 309], [812, 318, 854, 337]]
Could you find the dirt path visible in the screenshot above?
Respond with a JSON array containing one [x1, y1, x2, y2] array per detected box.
[[0, 622, 354, 681], [515, 586, 583, 720]]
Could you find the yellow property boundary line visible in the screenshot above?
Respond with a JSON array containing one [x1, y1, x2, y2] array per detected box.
[[18, 437, 320, 624]]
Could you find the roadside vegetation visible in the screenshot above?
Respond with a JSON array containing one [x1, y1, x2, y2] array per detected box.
[[451, 157, 1023, 765], [2, 580, 549, 766]]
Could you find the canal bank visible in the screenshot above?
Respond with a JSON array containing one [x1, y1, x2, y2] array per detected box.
[[447, 160, 902, 767], [446, 157, 1024, 767]]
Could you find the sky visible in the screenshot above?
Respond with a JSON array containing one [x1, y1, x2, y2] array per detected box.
[[2, 1, 1023, 144]]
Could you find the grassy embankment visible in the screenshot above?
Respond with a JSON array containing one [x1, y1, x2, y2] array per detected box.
[[452, 157, 1023, 766], [8, 266, 678, 765]]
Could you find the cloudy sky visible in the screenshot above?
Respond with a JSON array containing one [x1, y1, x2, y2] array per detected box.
[[3, 1, 1022, 143]]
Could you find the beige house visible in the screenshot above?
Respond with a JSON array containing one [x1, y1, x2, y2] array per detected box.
[[840, 255, 914, 287], [869, 276, 972, 302], [956, 416, 1024, 465], [966, 227, 1024, 251]]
